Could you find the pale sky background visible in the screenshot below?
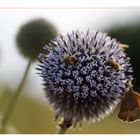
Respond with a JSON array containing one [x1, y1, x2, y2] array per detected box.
[[0, 9, 140, 100]]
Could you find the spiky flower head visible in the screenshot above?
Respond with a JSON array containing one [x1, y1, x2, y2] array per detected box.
[[16, 18, 58, 61], [37, 30, 133, 126]]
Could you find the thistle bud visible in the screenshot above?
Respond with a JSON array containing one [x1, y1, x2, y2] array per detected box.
[[16, 18, 58, 61]]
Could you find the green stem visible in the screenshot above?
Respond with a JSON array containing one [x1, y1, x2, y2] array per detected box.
[[0, 59, 32, 133], [56, 118, 72, 134], [56, 127, 67, 134]]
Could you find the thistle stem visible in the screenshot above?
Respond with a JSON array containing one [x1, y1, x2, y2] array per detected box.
[[0, 59, 32, 133], [56, 127, 67, 134], [56, 118, 72, 134]]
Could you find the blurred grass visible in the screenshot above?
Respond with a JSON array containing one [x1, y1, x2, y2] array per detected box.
[[0, 88, 140, 134]]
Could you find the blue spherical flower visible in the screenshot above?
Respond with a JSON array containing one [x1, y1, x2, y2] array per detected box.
[[37, 30, 133, 126]]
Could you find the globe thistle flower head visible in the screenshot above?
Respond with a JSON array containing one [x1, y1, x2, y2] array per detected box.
[[37, 30, 133, 126], [16, 18, 58, 61]]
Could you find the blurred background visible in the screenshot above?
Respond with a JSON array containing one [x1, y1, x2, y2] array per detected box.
[[0, 9, 140, 134]]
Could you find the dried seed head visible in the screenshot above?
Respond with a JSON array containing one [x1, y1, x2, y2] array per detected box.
[[37, 30, 133, 125]]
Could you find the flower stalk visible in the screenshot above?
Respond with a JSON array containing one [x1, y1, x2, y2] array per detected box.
[[56, 126, 67, 134], [56, 118, 72, 134], [0, 59, 32, 133]]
